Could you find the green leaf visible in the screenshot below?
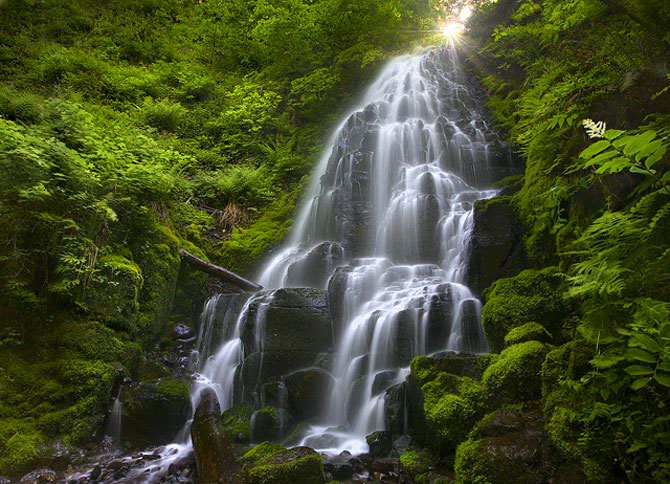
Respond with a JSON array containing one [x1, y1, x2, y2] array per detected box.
[[660, 323, 670, 339], [595, 157, 632, 174], [631, 377, 652, 390], [604, 129, 624, 140], [624, 365, 654, 376], [635, 139, 663, 161], [631, 333, 661, 353], [580, 140, 611, 159], [654, 373, 670, 387], [629, 165, 652, 175], [625, 348, 657, 363], [583, 149, 616, 168], [623, 131, 656, 157]]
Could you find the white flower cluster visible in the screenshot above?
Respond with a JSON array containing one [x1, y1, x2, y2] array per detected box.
[[582, 118, 607, 139]]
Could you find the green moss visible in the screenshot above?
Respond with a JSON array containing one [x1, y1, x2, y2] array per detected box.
[[241, 441, 286, 466], [481, 267, 569, 352], [246, 452, 324, 484], [504, 322, 551, 347], [482, 341, 548, 404], [454, 439, 491, 484], [0, 431, 43, 473], [155, 376, 190, 400], [400, 450, 431, 477], [221, 404, 253, 443], [84, 255, 142, 331]]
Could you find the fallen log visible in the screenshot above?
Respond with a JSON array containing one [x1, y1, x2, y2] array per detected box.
[[179, 249, 263, 292]]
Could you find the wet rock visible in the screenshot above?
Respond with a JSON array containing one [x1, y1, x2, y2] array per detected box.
[[240, 288, 332, 356], [250, 406, 289, 443], [121, 377, 191, 448], [286, 242, 345, 289], [221, 404, 253, 444], [239, 289, 333, 398], [0, 477, 10, 484], [285, 368, 335, 420], [383, 382, 406, 436], [20, 468, 56, 483], [459, 299, 487, 353], [366, 431, 392, 458], [454, 408, 559, 484], [191, 388, 241, 484], [172, 323, 195, 340], [323, 453, 355, 480], [466, 196, 526, 294], [327, 259, 392, 332]]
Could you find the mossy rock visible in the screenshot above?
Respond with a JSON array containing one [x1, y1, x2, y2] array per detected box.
[[242, 445, 324, 484], [454, 408, 550, 484], [221, 404, 253, 444], [481, 267, 570, 352], [84, 255, 142, 331], [504, 322, 551, 347], [411, 353, 491, 382], [120, 376, 191, 448], [399, 450, 433, 484], [482, 341, 548, 404]]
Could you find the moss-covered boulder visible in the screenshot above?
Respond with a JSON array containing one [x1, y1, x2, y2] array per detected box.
[[221, 404, 253, 444], [120, 376, 191, 448], [241, 445, 324, 484], [407, 354, 492, 454], [504, 322, 552, 347], [251, 406, 290, 443], [454, 408, 553, 484], [481, 267, 570, 352], [482, 341, 548, 404], [84, 255, 142, 331]]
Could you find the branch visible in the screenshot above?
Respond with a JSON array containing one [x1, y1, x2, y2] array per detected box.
[[179, 249, 263, 292]]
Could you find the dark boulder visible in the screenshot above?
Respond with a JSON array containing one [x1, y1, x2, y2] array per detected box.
[[191, 388, 241, 484], [454, 408, 572, 484], [250, 406, 290, 443], [383, 382, 406, 437], [240, 288, 332, 356], [120, 377, 191, 448], [366, 431, 392, 458], [239, 289, 333, 399], [466, 196, 526, 294], [284, 368, 335, 420]]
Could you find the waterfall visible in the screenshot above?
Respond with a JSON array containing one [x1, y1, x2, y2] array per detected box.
[[254, 45, 499, 452]]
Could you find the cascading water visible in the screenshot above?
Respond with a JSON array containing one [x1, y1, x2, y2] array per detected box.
[[253, 45, 502, 452]]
